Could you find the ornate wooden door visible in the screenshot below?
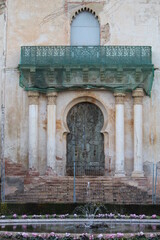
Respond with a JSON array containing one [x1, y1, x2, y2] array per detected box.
[[67, 102, 104, 176]]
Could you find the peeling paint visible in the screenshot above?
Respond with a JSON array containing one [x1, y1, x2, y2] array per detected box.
[[56, 156, 63, 160], [56, 119, 62, 130]]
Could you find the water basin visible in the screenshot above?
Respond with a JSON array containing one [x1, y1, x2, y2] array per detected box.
[[1, 222, 160, 234]]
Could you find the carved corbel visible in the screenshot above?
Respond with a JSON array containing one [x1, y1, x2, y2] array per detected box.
[[117, 67, 123, 82], [83, 67, 89, 83]]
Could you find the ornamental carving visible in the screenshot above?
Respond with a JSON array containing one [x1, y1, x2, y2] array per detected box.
[[47, 92, 58, 105], [71, 7, 99, 24], [67, 102, 104, 176], [114, 92, 125, 104], [28, 91, 39, 105], [19, 46, 154, 96], [133, 97, 143, 105], [132, 88, 144, 105]]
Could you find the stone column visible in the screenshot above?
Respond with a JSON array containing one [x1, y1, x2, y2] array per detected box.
[[114, 92, 126, 177], [132, 88, 144, 177], [28, 91, 39, 170], [47, 92, 57, 171]]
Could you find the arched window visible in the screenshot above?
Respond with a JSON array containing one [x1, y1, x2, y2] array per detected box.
[[71, 11, 100, 46]]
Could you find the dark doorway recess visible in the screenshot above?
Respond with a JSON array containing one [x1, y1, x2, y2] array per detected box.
[[67, 102, 105, 176]]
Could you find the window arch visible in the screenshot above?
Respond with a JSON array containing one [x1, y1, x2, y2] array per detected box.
[[71, 10, 100, 46]]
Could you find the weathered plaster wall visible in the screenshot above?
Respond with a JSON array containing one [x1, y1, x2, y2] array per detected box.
[[3, 0, 160, 178], [0, 13, 4, 153], [5, 71, 28, 166], [0, 0, 6, 175]]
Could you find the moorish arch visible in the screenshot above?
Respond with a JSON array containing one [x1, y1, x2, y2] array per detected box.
[[71, 8, 100, 46], [62, 96, 109, 176]]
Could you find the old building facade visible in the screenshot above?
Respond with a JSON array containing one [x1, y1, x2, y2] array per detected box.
[[0, 0, 159, 203]]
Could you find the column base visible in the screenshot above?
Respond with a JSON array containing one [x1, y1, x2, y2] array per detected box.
[[114, 171, 126, 177], [132, 171, 144, 178], [45, 166, 57, 176]]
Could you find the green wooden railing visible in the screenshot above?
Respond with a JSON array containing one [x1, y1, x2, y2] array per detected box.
[[20, 46, 152, 67]]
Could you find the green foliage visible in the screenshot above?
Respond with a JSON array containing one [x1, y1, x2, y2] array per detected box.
[[0, 203, 159, 216], [0, 202, 8, 215]]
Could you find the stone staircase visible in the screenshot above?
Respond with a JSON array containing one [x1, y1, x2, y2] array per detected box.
[[4, 159, 152, 203], [5, 174, 152, 204]]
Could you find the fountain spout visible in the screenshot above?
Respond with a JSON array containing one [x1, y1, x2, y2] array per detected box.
[[86, 181, 90, 202]]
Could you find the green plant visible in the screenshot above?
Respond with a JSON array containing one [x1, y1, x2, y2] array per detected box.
[[0, 202, 8, 215]]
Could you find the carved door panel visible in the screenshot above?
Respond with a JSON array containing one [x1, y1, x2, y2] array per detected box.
[[67, 102, 104, 176]]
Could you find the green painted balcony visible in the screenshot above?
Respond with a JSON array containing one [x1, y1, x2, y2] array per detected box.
[[19, 46, 154, 95]]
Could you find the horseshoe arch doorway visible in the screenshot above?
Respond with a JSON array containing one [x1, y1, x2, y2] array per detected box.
[[66, 102, 105, 176]]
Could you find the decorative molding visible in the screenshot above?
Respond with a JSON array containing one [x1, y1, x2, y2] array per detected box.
[[136, 68, 142, 82], [19, 46, 154, 96], [20, 67, 153, 96], [47, 92, 58, 105], [133, 97, 143, 105], [100, 68, 105, 82], [61, 95, 109, 178], [28, 91, 39, 105], [66, 68, 70, 82], [83, 68, 89, 83], [71, 7, 99, 24], [132, 88, 144, 105], [117, 68, 123, 82], [63, 96, 108, 134], [114, 92, 125, 104]]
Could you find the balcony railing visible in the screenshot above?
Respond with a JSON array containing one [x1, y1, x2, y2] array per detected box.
[[20, 46, 152, 67], [19, 45, 154, 96]]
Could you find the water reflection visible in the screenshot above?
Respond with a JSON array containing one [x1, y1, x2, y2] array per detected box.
[[22, 225, 27, 230], [13, 225, 17, 230], [152, 225, 157, 231], [0, 223, 160, 234]]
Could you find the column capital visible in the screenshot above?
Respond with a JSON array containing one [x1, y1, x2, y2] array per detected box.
[[47, 92, 58, 105], [28, 91, 39, 105], [114, 92, 126, 104], [132, 88, 144, 105]]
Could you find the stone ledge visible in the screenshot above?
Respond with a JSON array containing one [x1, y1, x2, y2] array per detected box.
[[0, 218, 160, 224]]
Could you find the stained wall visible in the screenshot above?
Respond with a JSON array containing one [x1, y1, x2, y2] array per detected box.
[[1, 0, 160, 179]]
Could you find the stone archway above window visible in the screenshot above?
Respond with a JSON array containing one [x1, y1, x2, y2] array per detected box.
[[71, 8, 99, 23]]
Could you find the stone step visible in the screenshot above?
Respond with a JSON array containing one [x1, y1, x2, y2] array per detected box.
[[5, 171, 151, 203]]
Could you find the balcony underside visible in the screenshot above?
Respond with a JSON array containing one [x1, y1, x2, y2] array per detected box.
[[19, 46, 154, 96], [19, 66, 153, 96]]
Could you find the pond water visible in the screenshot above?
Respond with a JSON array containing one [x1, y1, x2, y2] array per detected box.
[[0, 223, 160, 234]]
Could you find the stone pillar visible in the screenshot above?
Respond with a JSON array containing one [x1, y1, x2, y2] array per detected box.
[[28, 91, 39, 170], [132, 88, 144, 177], [114, 92, 126, 177], [47, 92, 57, 171]]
